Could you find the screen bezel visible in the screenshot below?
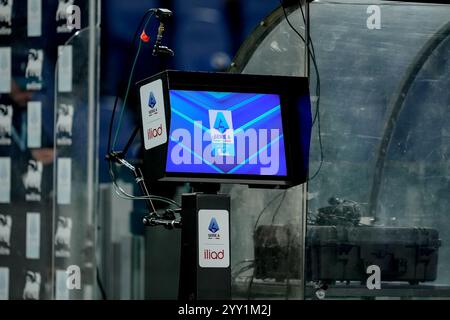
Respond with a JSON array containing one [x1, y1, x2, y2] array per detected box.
[[137, 70, 310, 188], [163, 71, 303, 186]]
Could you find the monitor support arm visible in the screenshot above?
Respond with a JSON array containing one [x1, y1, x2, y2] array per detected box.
[[106, 151, 182, 229]]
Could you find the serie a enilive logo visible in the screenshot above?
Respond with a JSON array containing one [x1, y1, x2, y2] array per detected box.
[[207, 217, 221, 240], [148, 92, 157, 109], [204, 217, 224, 260], [148, 91, 158, 116]]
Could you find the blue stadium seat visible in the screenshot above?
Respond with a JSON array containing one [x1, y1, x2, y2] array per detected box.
[[101, 0, 161, 95], [172, 0, 233, 71]]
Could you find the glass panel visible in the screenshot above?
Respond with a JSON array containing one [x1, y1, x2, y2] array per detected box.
[[0, 0, 100, 300], [231, 0, 450, 300], [53, 23, 100, 300], [307, 0, 450, 300], [228, 5, 308, 300]]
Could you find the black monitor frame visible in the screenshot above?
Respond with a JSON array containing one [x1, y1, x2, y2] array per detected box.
[[137, 70, 311, 189]]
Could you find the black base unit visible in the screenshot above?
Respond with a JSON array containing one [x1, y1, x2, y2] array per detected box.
[[254, 225, 441, 284]]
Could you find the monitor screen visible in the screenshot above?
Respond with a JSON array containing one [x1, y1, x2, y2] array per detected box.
[[165, 90, 287, 177]]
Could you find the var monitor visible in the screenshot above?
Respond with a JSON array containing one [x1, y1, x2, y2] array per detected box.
[[137, 70, 312, 188]]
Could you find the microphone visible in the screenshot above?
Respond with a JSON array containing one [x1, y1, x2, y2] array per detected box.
[[152, 8, 174, 57], [153, 8, 173, 20]]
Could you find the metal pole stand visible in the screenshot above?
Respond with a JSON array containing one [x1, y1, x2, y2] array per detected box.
[[178, 190, 231, 300]]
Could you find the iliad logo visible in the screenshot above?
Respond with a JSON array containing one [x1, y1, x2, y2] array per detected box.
[[204, 249, 225, 260], [148, 124, 163, 140]]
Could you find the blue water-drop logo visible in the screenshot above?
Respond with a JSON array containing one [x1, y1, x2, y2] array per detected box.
[[213, 112, 229, 134], [208, 217, 220, 234], [148, 92, 157, 109]]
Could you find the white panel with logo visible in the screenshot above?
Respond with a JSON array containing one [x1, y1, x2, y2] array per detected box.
[[198, 210, 230, 268], [140, 79, 168, 150]]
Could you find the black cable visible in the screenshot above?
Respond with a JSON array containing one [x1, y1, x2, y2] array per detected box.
[[297, 1, 321, 126], [291, 0, 320, 125], [103, 12, 155, 300], [280, 1, 321, 131], [105, 10, 180, 208], [308, 102, 324, 181], [281, 0, 323, 181], [298, 2, 316, 58], [246, 274, 255, 300], [308, 41, 320, 125], [107, 10, 154, 155], [271, 190, 288, 224], [280, 2, 306, 43], [248, 191, 287, 300], [232, 263, 255, 283], [121, 125, 141, 158], [253, 192, 286, 234], [285, 232, 293, 300], [96, 266, 107, 300]]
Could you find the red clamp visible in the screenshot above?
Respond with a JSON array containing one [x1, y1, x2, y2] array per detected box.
[[140, 30, 150, 43]]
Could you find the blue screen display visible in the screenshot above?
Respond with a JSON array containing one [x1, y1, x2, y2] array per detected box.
[[166, 90, 287, 176]]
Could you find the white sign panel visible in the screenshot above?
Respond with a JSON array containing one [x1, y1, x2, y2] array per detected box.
[[0, 267, 9, 300], [28, 0, 42, 37], [57, 158, 72, 205], [26, 213, 40, 260], [0, 48, 11, 93], [198, 209, 230, 268], [55, 270, 69, 300], [0, 158, 11, 203], [27, 101, 42, 148], [139, 79, 167, 150], [58, 45, 73, 92]]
